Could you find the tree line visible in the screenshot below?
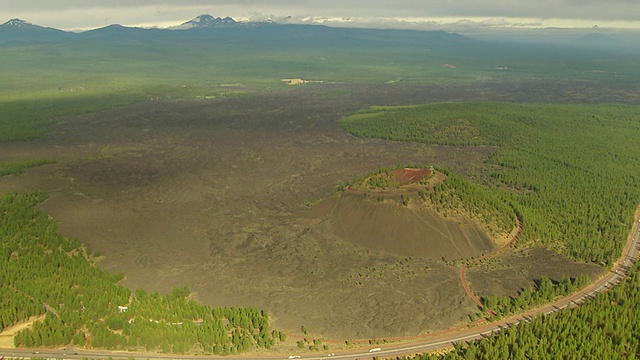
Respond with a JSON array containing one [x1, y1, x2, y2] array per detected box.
[[340, 102, 640, 359], [481, 274, 590, 318], [339, 102, 640, 266], [398, 262, 639, 360], [0, 191, 282, 355]]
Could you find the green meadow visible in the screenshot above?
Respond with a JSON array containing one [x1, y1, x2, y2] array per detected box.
[[2, 26, 639, 142]]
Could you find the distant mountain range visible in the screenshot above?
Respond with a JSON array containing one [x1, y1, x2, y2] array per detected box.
[[0, 14, 476, 48], [0, 15, 631, 50]]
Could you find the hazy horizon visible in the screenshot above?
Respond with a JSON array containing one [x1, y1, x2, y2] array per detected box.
[[3, 14, 640, 47], [1, 0, 639, 34]]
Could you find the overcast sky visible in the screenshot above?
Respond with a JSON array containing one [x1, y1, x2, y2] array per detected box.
[[1, 0, 639, 32]]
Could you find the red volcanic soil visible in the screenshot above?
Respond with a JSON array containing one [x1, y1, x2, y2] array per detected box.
[[390, 167, 432, 186]]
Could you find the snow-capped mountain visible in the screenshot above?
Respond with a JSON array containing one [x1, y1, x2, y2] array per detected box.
[[0, 15, 476, 51], [2, 18, 37, 28], [0, 18, 73, 44], [172, 14, 238, 29]]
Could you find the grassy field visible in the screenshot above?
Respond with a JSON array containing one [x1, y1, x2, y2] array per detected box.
[[1, 27, 639, 142], [0, 158, 55, 175]]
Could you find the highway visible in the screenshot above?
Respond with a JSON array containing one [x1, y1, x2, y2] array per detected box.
[[1, 219, 639, 360]]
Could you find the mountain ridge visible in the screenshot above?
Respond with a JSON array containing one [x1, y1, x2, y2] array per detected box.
[[0, 18, 74, 44], [172, 14, 238, 29], [0, 15, 473, 47]]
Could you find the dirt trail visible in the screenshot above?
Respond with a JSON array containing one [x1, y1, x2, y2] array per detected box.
[[459, 217, 523, 315], [0, 315, 45, 348]]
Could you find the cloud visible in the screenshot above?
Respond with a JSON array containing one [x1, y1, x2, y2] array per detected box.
[[3, 0, 639, 20], [0, 0, 638, 30]]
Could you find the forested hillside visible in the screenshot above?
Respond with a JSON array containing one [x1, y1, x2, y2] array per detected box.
[[337, 163, 517, 240], [340, 102, 640, 266], [0, 192, 283, 354], [340, 102, 640, 359]]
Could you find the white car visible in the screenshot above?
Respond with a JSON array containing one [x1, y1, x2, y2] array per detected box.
[[288, 356, 301, 359]]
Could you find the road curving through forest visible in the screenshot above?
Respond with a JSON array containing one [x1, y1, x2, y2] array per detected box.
[[1, 213, 637, 360]]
